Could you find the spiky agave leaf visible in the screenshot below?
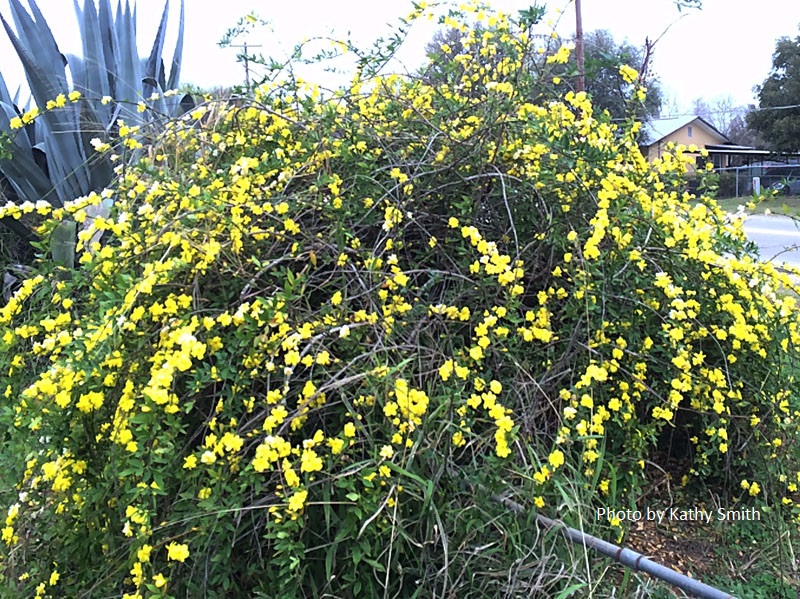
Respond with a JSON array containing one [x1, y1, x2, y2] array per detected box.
[[0, 13, 90, 206], [0, 0, 189, 256]]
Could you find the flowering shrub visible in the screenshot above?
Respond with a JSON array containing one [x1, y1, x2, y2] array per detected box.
[[1, 2, 800, 597]]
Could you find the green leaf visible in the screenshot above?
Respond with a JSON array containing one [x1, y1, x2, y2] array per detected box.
[[554, 583, 588, 598], [50, 219, 76, 270]]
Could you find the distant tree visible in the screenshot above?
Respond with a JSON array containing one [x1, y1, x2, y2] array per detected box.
[[748, 33, 800, 152], [576, 30, 662, 120], [423, 27, 662, 120], [691, 96, 733, 133], [691, 96, 766, 147], [727, 109, 766, 147]]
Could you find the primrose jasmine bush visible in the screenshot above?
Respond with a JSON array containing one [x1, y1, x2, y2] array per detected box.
[[2, 2, 800, 597]]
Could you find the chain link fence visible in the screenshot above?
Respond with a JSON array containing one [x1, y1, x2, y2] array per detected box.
[[714, 163, 800, 198]]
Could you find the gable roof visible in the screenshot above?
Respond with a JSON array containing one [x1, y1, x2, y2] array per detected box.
[[641, 115, 730, 146]]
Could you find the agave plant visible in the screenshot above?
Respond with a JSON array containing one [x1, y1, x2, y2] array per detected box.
[[0, 0, 193, 261]]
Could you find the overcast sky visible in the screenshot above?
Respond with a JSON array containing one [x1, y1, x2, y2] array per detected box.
[[1, 0, 799, 115]]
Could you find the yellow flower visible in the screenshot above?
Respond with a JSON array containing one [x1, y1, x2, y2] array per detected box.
[[283, 218, 300, 234], [343, 422, 356, 438], [438, 359, 454, 381], [137, 544, 153, 563], [619, 64, 639, 84], [166, 542, 190, 562], [379, 445, 394, 459], [21, 107, 38, 124], [300, 448, 323, 473], [328, 438, 345, 455], [548, 449, 565, 469], [287, 489, 308, 513], [533, 466, 551, 484]]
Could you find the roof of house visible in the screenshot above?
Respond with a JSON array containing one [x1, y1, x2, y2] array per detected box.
[[641, 115, 730, 146]]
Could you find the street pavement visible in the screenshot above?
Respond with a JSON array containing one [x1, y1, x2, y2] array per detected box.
[[741, 214, 800, 270]]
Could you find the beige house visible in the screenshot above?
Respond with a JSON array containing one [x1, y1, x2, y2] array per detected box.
[[640, 115, 740, 169]]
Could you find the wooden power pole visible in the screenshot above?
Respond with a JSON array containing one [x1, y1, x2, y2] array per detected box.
[[229, 42, 263, 92], [575, 0, 585, 92]]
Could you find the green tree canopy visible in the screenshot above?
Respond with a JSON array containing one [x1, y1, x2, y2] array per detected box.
[[748, 32, 800, 152], [577, 29, 663, 120], [423, 27, 662, 120]]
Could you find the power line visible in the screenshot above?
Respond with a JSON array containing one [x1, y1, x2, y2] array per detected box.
[[658, 103, 800, 120], [751, 103, 800, 111]]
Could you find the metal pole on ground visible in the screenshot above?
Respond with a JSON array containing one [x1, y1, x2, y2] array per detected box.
[[536, 514, 737, 599], [490, 491, 738, 599]]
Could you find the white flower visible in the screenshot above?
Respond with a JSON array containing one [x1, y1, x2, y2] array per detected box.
[[90, 138, 111, 152]]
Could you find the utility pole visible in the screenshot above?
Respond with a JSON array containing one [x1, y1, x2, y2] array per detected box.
[[229, 42, 263, 92], [575, 0, 585, 93]]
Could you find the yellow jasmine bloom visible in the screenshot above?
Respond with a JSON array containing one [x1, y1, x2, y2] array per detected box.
[[287, 489, 308, 513], [137, 544, 153, 563], [619, 64, 638, 83], [166, 542, 190, 562], [548, 449, 565, 469]]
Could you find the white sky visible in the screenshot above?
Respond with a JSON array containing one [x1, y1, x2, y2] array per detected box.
[[1, 0, 799, 115]]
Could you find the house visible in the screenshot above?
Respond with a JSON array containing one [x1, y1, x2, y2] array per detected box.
[[640, 115, 770, 170]]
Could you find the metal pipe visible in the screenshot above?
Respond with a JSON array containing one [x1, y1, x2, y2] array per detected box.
[[536, 513, 737, 599], [490, 492, 736, 598]]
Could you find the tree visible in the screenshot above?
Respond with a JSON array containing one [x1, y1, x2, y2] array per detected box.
[[577, 29, 662, 119], [690, 96, 764, 146], [727, 108, 766, 147], [424, 27, 662, 120], [748, 33, 800, 152]]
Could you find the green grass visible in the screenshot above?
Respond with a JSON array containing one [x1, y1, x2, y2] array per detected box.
[[713, 194, 800, 217], [703, 514, 800, 599]]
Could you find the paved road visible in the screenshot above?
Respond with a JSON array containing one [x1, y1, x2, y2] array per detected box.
[[741, 214, 800, 269]]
